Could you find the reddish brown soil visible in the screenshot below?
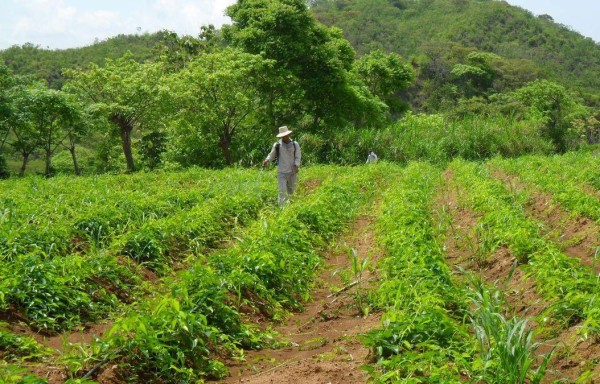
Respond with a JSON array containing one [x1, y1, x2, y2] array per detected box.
[[3, 176, 340, 384], [214, 212, 384, 384], [491, 169, 600, 274], [439, 170, 600, 383]]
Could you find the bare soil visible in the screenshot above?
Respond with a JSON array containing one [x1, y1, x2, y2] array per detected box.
[[491, 168, 600, 274], [439, 170, 600, 383], [215, 212, 384, 384]]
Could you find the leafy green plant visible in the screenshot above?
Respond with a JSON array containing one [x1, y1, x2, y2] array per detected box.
[[364, 162, 475, 382], [0, 364, 47, 384], [468, 280, 552, 384], [449, 159, 599, 334], [349, 248, 371, 316], [0, 324, 54, 362], [99, 298, 230, 381]]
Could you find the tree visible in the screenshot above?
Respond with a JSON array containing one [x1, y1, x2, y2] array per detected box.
[[9, 85, 41, 176], [15, 83, 81, 176], [60, 104, 95, 175], [224, 0, 376, 131], [172, 48, 273, 165], [353, 50, 414, 116], [0, 65, 19, 177], [64, 55, 167, 172], [139, 130, 167, 170], [450, 52, 499, 98], [513, 79, 584, 152], [156, 26, 219, 71]]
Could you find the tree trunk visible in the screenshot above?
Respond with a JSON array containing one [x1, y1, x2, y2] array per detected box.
[[0, 128, 9, 151], [111, 114, 136, 172], [219, 133, 232, 165], [121, 126, 135, 172], [19, 153, 29, 177], [45, 147, 52, 177], [69, 145, 80, 175]]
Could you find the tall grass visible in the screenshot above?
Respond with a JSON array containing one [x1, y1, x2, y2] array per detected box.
[[301, 113, 553, 165]]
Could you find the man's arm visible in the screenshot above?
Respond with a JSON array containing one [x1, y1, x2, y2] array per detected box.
[[263, 142, 277, 167]]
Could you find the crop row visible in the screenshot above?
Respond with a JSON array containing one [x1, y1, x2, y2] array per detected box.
[[0, 172, 281, 334], [69, 164, 388, 382], [0, 166, 339, 382], [448, 160, 599, 336], [363, 162, 550, 383], [490, 153, 600, 222], [0, 168, 276, 260]]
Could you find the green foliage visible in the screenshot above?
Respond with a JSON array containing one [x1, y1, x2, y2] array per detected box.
[[0, 323, 54, 362], [450, 52, 499, 98], [63, 55, 168, 172], [138, 130, 166, 170], [80, 165, 385, 382], [353, 49, 414, 115], [225, 0, 385, 131], [169, 48, 275, 165], [0, 33, 165, 89], [50, 146, 96, 175], [363, 162, 474, 382], [0, 253, 137, 333], [103, 298, 230, 381], [468, 281, 552, 384], [491, 153, 600, 222], [449, 159, 600, 333], [311, 0, 600, 102], [0, 365, 48, 384], [512, 79, 587, 152], [11, 82, 81, 176], [301, 112, 553, 165]]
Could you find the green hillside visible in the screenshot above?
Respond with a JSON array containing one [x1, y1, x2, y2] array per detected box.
[[0, 32, 165, 88], [1, 0, 598, 178], [311, 0, 600, 102]]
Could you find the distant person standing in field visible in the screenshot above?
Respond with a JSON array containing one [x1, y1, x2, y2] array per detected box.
[[366, 150, 378, 164], [262, 126, 301, 207]]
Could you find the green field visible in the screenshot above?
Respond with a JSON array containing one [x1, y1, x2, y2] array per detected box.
[[1, 152, 598, 383]]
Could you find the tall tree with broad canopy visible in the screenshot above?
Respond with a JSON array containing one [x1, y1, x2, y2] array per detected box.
[[353, 50, 414, 116], [513, 79, 587, 152], [171, 48, 274, 165], [63, 55, 167, 172], [224, 0, 382, 132], [15, 83, 81, 176]]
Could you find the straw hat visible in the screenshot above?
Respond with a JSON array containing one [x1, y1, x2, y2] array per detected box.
[[276, 126, 293, 138]]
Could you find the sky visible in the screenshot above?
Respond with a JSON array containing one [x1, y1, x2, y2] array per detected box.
[[0, 0, 599, 51]]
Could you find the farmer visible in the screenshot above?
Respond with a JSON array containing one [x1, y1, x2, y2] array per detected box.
[[366, 150, 378, 164], [262, 126, 301, 207]]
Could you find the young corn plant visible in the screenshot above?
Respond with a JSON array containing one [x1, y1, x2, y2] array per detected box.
[[469, 280, 552, 384], [349, 247, 371, 316]]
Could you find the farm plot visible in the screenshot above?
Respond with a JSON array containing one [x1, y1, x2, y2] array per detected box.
[[0, 168, 282, 337], [439, 159, 599, 383], [489, 153, 600, 221], [0, 164, 387, 383], [0, 153, 598, 383], [362, 162, 557, 383]]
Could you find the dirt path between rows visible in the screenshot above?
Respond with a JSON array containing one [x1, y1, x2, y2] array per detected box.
[[438, 170, 600, 383], [490, 167, 600, 274], [215, 210, 384, 384], [6, 177, 328, 383]]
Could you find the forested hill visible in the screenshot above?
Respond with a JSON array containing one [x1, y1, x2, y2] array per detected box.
[[0, 32, 165, 88], [310, 0, 600, 99], [2, 0, 600, 98]]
